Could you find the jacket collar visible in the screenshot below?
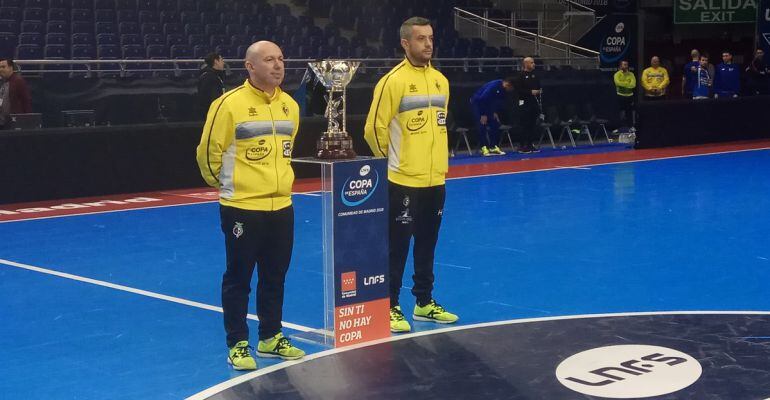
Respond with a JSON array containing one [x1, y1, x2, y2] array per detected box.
[[244, 79, 282, 102], [403, 57, 431, 72]]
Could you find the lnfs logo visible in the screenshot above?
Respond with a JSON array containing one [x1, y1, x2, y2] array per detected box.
[[341, 164, 379, 207], [556, 344, 702, 398]]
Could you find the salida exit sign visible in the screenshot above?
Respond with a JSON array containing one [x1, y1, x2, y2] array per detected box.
[[675, 0, 757, 24]]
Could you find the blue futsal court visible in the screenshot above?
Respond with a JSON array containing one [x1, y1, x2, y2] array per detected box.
[[2, 146, 770, 399]]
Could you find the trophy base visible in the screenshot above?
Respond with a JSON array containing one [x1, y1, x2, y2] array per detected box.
[[316, 134, 357, 159]]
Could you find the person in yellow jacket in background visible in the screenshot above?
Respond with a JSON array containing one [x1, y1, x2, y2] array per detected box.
[[364, 16, 459, 334], [196, 41, 305, 371], [641, 56, 670, 100], [614, 60, 636, 130]]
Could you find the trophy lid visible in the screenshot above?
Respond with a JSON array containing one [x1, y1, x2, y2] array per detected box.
[[308, 60, 361, 90]]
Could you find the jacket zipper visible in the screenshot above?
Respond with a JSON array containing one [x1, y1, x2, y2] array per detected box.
[[268, 105, 279, 209], [423, 69, 434, 187]]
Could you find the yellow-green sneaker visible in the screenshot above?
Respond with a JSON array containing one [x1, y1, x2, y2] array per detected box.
[[390, 305, 411, 333], [228, 341, 257, 370], [257, 332, 305, 360], [481, 146, 491, 156], [413, 300, 459, 324]]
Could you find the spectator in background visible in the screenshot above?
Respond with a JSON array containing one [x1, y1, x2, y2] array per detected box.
[[197, 52, 226, 115], [641, 56, 670, 101], [714, 51, 740, 98], [692, 54, 712, 100], [469, 76, 515, 156], [613, 60, 636, 130], [682, 49, 700, 98], [513, 56, 542, 154], [0, 58, 31, 128], [745, 49, 768, 96]]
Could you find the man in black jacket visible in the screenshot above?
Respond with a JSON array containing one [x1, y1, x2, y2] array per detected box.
[[197, 52, 226, 116], [514, 57, 542, 154]]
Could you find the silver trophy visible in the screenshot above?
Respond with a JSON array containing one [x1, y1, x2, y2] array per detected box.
[[308, 60, 360, 159]]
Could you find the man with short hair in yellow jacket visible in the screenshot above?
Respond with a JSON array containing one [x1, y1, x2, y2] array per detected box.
[[365, 16, 459, 334], [614, 60, 636, 129], [641, 56, 670, 100], [196, 41, 305, 371]]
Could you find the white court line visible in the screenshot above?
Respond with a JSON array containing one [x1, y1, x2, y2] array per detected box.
[[0, 258, 315, 333], [2, 147, 769, 224], [186, 309, 770, 400], [446, 146, 770, 181], [553, 165, 592, 170], [0, 190, 323, 224], [435, 262, 471, 270]]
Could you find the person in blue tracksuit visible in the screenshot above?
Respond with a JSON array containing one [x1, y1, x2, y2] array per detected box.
[[469, 77, 515, 156], [692, 55, 712, 100], [681, 49, 700, 98], [713, 51, 740, 98]]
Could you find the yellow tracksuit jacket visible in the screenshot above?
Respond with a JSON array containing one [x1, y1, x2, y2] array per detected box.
[[364, 59, 450, 188], [641, 66, 670, 96], [196, 80, 299, 211], [614, 70, 636, 97]]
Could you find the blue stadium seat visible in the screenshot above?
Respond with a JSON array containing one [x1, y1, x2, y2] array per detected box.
[[237, 44, 250, 57], [183, 22, 202, 35], [95, 9, 115, 23], [0, 31, 14, 55], [46, 7, 67, 21], [71, 9, 93, 23], [177, 0, 196, 12], [225, 23, 242, 36], [204, 23, 223, 35], [22, 7, 43, 22], [138, 10, 159, 24], [1, 0, 20, 7], [44, 44, 66, 58], [115, 0, 136, 10], [117, 9, 137, 22], [220, 11, 238, 25], [145, 43, 165, 58], [166, 33, 184, 46], [245, 24, 266, 37], [93, 0, 114, 9], [24, 0, 43, 8], [95, 22, 116, 34], [169, 43, 191, 58], [45, 32, 65, 46], [160, 11, 180, 24], [71, 32, 94, 45], [163, 22, 182, 35], [118, 21, 137, 34], [0, 7, 20, 21], [15, 43, 41, 59], [186, 33, 204, 45], [121, 44, 142, 57], [19, 31, 42, 45], [499, 46, 513, 58], [273, 4, 290, 16], [336, 44, 351, 58], [119, 33, 140, 45], [192, 44, 208, 58], [46, 20, 67, 33], [143, 33, 163, 46], [157, 0, 175, 11], [180, 11, 199, 24], [229, 33, 248, 46], [208, 34, 226, 47], [71, 43, 95, 58], [0, 20, 19, 33], [96, 33, 117, 45], [49, 0, 66, 8], [97, 44, 119, 58], [140, 22, 160, 35], [215, 44, 236, 58], [200, 11, 219, 24], [20, 20, 44, 33], [71, 21, 92, 34], [137, 0, 155, 10]]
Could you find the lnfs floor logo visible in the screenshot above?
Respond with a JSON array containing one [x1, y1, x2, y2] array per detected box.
[[556, 344, 702, 398], [341, 164, 379, 207]]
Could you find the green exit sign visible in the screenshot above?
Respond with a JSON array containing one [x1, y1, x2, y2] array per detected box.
[[674, 0, 758, 24]]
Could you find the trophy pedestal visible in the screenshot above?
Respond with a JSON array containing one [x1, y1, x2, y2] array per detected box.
[[316, 134, 357, 159], [290, 157, 390, 349]]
